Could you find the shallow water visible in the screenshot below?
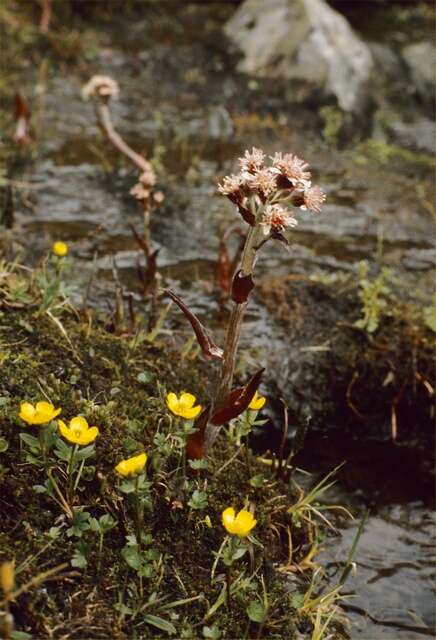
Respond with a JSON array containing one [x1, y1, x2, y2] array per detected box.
[[11, 5, 435, 638]]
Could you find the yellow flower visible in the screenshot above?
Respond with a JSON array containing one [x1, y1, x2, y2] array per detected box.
[[19, 401, 61, 425], [248, 391, 266, 411], [58, 416, 99, 445], [115, 452, 147, 477], [222, 507, 256, 538], [0, 561, 15, 595], [52, 241, 68, 257], [166, 392, 201, 419]]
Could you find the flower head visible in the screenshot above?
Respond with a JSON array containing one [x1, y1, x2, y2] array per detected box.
[[115, 452, 147, 477], [246, 168, 277, 198], [218, 174, 244, 202], [166, 392, 202, 419], [260, 204, 297, 235], [239, 147, 265, 173], [81, 75, 119, 101], [303, 185, 326, 213], [19, 401, 61, 425], [222, 507, 256, 538], [58, 416, 99, 446], [52, 241, 68, 257], [248, 391, 266, 411], [271, 152, 311, 185]]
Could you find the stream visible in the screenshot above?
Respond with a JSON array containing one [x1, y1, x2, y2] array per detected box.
[[10, 5, 435, 638]]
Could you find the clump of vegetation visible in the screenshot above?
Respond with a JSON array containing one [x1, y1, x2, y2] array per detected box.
[[0, 241, 353, 638], [353, 261, 393, 334]]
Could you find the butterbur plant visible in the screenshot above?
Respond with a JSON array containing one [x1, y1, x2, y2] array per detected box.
[[166, 147, 325, 456]]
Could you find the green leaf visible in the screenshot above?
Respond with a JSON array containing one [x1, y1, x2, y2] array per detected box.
[[19, 433, 40, 449], [138, 564, 156, 579], [99, 513, 116, 533], [188, 490, 208, 510], [0, 436, 9, 452], [33, 484, 48, 494], [54, 439, 73, 461], [75, 444, 95, 461], [202, 624, 221, 640], [246, 601, 267, 623], [188, 459, 208, 470], [71, 549, 88, 568], [137, 371, 152, 384], [290, 592, 304, 609], [249, 474, 265, 488], [11, 632, 33, 640], [89, 517, 100, 532], [121, 545, 143, 571], [49, 527, 61, 539], [142, 614, 177, 635], [67, 510, 91, 538]]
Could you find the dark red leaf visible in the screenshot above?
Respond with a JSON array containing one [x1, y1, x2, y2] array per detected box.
[[231, 269, 255, 304], [14, 93, 30, 120], [186, 406, 211, 460], [237, 204, 255, 226], [211, 369, 264, 425], [164, 289, 224, 360]]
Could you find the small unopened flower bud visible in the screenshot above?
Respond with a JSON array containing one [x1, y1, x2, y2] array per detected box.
[[0, 560, 15, 595]]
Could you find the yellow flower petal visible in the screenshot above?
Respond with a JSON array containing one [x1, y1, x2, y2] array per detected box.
[[76, 426, 99, 445], [166, 392, 201, 419], [19, 402, 36, 424], [58, 419, 71, 441], [222, 507, 238, 535], [222, 507, 256, 537], [179, 393, 196, 409], [115, 452, 147, 476], [182, 404, 202, 419], [166, 392, 179, 414], [58, 417, 98, 446], [234, 510, 257, 537], [69, 416, 89, 433], [248, 391, 266, 411]]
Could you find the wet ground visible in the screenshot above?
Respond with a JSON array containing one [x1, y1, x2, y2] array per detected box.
[[6, 4, 436, 638]]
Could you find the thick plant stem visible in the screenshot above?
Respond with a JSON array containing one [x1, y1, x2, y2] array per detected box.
[[205, 224, 261, 450], [216, 224, 260, 402]]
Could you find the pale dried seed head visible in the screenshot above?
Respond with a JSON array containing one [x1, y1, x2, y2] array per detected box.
[[81, 75, 119, 101]]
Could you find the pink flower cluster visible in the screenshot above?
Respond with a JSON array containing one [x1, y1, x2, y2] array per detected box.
[[218, 147, 325, 235]]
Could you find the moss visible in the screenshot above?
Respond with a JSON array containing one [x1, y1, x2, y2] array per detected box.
[[0, 282, 345, 639], [352, 139, 434, 173]]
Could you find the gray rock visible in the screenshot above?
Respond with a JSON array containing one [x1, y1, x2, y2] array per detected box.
[[389, 118, 436, 154], [402, 42, 436, 108], [224, 0, 374, 114], [369, 42, 402, 79]]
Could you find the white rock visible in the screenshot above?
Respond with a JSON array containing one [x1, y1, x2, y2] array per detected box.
[[225, 0, 374, 114]]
